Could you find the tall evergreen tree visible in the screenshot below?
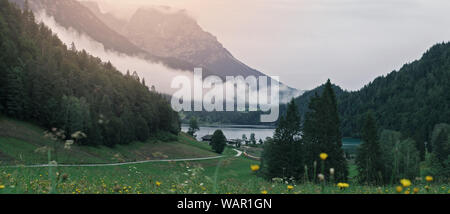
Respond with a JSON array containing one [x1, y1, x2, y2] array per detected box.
[[356, 111, 383, 184], [261, 99, 303, 180], [135, 114, 150, 142], [303, 80, 348, 181], [4, 66, 26, 118]]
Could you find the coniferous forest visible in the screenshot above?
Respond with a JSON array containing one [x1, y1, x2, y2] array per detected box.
[[0, 0, 180, 147], [0, 0, 449, 198], [286, 42, 450, 160]]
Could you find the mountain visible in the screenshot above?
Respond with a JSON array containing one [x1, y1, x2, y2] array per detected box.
[[11, 0, 301, 100], [114, 6, 263, 78], [291, 42, 450, 157], [80, 1, 302, 97], [0, 0, 180, 147], [9, 0, 195, 71]]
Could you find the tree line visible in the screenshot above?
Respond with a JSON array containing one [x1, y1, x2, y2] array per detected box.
[[286, 42, 450, 161], [261, 80, 348, 182], [262, 80, 450, 184], [0, 0, 180, 147]]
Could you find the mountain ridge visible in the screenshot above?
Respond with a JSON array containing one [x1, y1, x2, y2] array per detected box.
[[10, 0, 196, 71], [79, 1, 302, 97], [289, 42, 450, 158]]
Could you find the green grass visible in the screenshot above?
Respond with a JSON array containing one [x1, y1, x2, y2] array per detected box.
[[0, 118, 448, 194], [1, 154, 448, 194], [0, 118, 218, 165]]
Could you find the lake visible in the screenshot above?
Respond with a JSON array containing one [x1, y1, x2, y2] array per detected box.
[[181, 124, 276, 142], [181, 125, 361, 153]]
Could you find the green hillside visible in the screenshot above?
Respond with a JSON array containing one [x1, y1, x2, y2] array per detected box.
[[0, 0, 180, 148], [0, 117, 217, 165], [288, 42, 450, 158]]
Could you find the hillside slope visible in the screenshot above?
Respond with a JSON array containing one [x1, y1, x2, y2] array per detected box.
[[291, 42, 450, 156], [0, 117, 217, 165], [339, 42, 450, 146], [0, 0, 180, 147]]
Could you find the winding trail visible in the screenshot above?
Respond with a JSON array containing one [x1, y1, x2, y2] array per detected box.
[[0, 155, 224, 168], [233, 149, 243, 157], [1, 148, 246, 169]]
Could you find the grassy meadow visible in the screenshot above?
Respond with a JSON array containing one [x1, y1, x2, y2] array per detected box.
[[0, 118, 448, 194]]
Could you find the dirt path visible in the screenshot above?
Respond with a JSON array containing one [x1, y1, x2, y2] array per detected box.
[[233, 149, 243, 157], [0, 155, 224, 168]]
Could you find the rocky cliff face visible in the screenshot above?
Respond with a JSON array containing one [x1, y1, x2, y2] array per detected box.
[[123, 7, 250, 76], [83, 4, 263, 78]]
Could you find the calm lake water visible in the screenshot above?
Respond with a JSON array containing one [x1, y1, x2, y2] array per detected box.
[[181, 124, 361, 151], [181, 124, 275, 142]]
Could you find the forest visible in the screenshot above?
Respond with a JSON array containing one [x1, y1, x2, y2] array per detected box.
[[289, 42, 450, 159], [0, 0, 180, 147], [262, 81, 450, 184]]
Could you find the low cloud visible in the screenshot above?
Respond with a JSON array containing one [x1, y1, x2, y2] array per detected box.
[[35, 10, 193, 95]]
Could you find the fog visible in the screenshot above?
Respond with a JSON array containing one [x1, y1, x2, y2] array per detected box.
[[35, 10, 291, 108], [85, 0, 450, 91], [35, 11, 194, 95]]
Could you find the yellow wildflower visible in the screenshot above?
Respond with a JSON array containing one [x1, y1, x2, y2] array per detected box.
[[337, 183, 349, 189], [0, 185, 5, 189], [396, 186, 403, 193], [400, 179, 411, 187], [261, 190, 268, 194], [155, 181, 161, 187], [287, 185, 294, 190], [319, 153, 328, 161], [250, 165, 260, 172], [413, 187, 419, 194], [425, 176, 433, 182]]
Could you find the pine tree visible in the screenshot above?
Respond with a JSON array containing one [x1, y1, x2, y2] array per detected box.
[[59, 96, 90, 138], [261, 99, 303, 180], [135, 114, 150, 142], [5, 66, 25, 118], [356, 111, 383, 184], [303, 80, 348, 182], [70, 42, 77, 52]]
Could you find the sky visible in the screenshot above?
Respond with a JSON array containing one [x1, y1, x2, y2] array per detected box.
[[87, 0, 450, 91]]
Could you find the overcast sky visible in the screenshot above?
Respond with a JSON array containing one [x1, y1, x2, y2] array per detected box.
[[89, 0, 450, 91]]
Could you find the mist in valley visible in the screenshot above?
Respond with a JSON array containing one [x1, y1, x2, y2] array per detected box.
[[35, 10, 194, 95]]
